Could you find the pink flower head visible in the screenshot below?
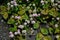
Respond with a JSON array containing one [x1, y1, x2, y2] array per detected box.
[[14, 3, 18, 6], [9, 34, 14, 38], [15, 16, 21, 19], [9, 32, 13, 35], [17, 29, 20, 34], [33, 14, 38, 17]]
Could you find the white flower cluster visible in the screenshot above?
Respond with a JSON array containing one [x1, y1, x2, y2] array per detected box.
[[18, 25, 24, 29], [7, 0, 18, 8], [29, 13, 40, 17], [9, 29, 20, 38], [15, 16, 21, 19]]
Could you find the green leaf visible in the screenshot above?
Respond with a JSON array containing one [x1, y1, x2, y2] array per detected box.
[[48, 27, 54, 34], [18, 10, 25, 16], [43, 4, 49, 9], [49, 8, 58, 17], [33, 21, 39, 29], [36, 33, 44, 40], [7, 18, 15, 24], [40, 28, 48, 35], [55, 28, 60, 34], [44, 36, 52, 40], [22, 14, 29, 20], [15, 7, 19, 12], [9, 26, 17, 32], [3, 12, 8, 19]]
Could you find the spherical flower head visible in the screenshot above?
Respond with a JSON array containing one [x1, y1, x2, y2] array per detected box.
[[29, 4, 32, 6], [55, 24, 58, 27], [51, 0, 54, 2], [29, 14, 33, 17], [52, 18, 54, 20], [41, 0, 44, 3], [33, 13, 38, 17], [33, 3, 35, 6], [9, 34, 14, 38], [56, 17, 60, 20], [30, 18, 33, 20], [22, 30, 26, 33], [11, 1, 14, 4], [38, 14, 40, 16], [15, 16, 21, 19], [45, 1, 48, 3], [56, 35, 59, 38], [31, 20, 35, 24], [24, 22, 27, 25], [27, 20, 30, 24], [26, 0, 29, 2], [18, 25, 24, 29], [7, 3, 10, 6], [29, 9, 32, 13], [27, 6, 30, 9], [14, 3, 18, 6], [33, 9, 36, 13], [55, 3, 58, 6], [31, 29, 34, 34], [15, 23, 18, 25], [14, 32, 18, 35], [9, 32, 13, 35], [58, 5, 60, 8], [11, 15, 14, 18], [11, 5, 14, 7]]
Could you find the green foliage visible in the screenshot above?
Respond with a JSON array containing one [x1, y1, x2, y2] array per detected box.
[[48, 27, 54, 34], [1, 0, 60, 40], [7, 18, 15, 24], [44, 36, 52, 40], [18, 10, 25, 16], [55, 28, 60, 34], [43, 3, 49, 9], [36, 33, 44, 40], [22, 14, 29, 20], [9, 25, 17, 32], [3, 12, 8, 19], [33, 21, 39, 29], [40, 28, 48, 35], [49, 8, 58, 17]]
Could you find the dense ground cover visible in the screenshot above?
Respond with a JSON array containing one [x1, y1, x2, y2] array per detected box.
[[0, 0, 60, 40]]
